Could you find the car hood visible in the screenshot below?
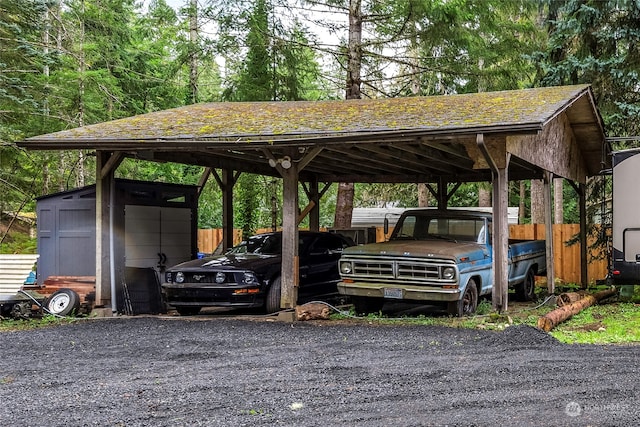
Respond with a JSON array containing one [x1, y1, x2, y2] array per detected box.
[[343, 240, 488, 262], [168, 253, 280, 271]]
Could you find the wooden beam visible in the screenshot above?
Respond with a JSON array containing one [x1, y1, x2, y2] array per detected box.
[[99, 151, 124, 179], [197, 167, 212, 195]]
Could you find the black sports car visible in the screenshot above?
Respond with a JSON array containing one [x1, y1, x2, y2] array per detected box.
[[161, 231, 355, 315]]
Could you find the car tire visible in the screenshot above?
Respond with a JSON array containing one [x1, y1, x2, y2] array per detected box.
[[265, 277, 282, 314], [46, 288, 81, 317], [352, 296, 384, 316], [515, 268, 536, 302], [447, 279, 478, 317], [176, 306, 201, 316]]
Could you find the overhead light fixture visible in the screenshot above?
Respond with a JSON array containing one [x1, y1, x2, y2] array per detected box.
[[280, 156, 292, 169], [268, 156, 292, 169]]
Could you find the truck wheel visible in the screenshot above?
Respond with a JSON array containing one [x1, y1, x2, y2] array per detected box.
[[176, 306, 201, 316], [46, 288, 81, 316], [448, 280, 478, 317], [352, 296, 384, 316], [265, 277, 282, 313], [515, 269, 536, 302]]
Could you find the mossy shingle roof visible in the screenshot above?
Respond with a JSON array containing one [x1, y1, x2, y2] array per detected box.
[[20, 84, 605, 182]]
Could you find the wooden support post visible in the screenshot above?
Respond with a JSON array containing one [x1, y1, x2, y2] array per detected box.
[[95, 151, 113, 308], [544, 171, 555, 295], [212, 169, 239, 252], [308, 179, 320, 232], [579, 183, 588, 289], [222, 169, 234, 251], [493, 163, 510, 313], [280, 163, 299, 309]]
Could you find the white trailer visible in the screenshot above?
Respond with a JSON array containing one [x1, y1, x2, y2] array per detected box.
[[612, 148, 640, 286]]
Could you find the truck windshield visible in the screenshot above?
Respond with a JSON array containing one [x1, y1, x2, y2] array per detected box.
[[392, 215, 486, 243]]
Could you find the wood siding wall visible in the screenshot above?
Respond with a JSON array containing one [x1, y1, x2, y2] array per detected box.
[[197, 224, 608, 285]]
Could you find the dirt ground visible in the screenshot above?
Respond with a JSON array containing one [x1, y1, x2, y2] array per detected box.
[[0, 313, 639, 427]]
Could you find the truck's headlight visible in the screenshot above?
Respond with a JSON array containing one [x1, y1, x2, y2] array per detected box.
[[175, 272, 185, 283], [442, 267, 456, 280], [340, 261, 353, 275]]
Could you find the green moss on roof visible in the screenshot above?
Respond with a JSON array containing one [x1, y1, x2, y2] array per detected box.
[[28, 85, 592, 143]]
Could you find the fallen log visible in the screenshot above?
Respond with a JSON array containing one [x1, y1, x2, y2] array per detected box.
[[537, 288, 618, 332]]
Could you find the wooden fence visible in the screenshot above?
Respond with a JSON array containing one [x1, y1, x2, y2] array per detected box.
[[508, 224, 607, 286], [197, 224, 608, 285]]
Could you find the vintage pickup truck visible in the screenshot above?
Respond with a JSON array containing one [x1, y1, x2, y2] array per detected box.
[[337, 209, 546, 316]]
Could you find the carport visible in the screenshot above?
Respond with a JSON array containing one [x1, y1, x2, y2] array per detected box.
[[18, 84, 607, 314]]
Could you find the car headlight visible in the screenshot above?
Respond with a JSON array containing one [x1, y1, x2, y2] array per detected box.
[[215, 272, 226, 284], [243, 272, 257, 284], [175, 272, 185, 283], [340, 261, 353, 275], [442, 267, 456, 280]]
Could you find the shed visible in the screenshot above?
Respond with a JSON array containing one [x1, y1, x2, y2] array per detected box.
[[36, 179, 198, 311], [18, 84, 608, 313]]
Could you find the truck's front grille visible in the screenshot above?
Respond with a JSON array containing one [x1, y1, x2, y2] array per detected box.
[[353, 261, 394, 278], [345, 256, 456, 285], [397, 262, 440, 280]]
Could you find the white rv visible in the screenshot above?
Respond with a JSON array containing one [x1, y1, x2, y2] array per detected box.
[[612, 148, 640, 286]]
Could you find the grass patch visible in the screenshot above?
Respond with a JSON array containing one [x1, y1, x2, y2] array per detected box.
[[0, 315, 77, 332], [550, 303, 640, 344], [330, 296, 640, 345]]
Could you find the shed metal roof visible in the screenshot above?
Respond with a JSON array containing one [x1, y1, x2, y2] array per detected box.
[[20, 84, 606, 184]]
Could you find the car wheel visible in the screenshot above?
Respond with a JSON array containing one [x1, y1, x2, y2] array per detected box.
[[447, 279, 478, 317], [515, 269, 536, 302], [352, 296, 384, 316], [176, 306, 201, 316], [47, 288, 81, 316], [265, 277, 281, 314]]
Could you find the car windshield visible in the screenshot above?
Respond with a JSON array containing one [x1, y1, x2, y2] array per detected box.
[[228, 234, 282, 255], [392, 214, 486, 243]]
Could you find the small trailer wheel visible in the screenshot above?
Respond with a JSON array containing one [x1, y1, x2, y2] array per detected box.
[[47, 288, 81, 316]]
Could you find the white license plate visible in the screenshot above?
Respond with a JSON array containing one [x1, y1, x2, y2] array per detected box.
[[384, 288, 403, 299]]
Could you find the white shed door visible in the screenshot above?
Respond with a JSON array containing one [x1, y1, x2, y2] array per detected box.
[[124, 205, 192, 271]]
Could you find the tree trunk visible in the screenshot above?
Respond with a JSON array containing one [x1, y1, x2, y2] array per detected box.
[[189, 0, 198, 104], [478, 183, 491, 207], [537, 288, 617, 332], [530, 179, 544, 223], [334, 182, 354, 228], [417, 183, 430, 207], [334, 0, 362, 228], [554, 178, 563, 224]]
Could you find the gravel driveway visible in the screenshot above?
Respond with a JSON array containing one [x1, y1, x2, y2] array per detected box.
[[0, 315, 638, 426]]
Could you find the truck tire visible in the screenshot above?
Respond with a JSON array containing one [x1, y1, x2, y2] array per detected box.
[[447, 279, 478, 317], [265, 277, 282, 314], [352, 296, 384, 316], [176, 306, 201, 316], [46, 288, 81, 317], [515, 269, 536, 302]]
